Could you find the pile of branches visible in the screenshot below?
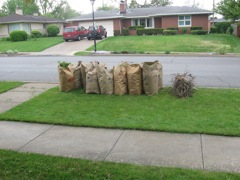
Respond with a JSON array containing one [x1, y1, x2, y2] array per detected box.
[[171, 72, 195, 98]]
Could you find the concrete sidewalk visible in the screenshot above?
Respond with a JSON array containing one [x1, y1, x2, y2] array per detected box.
[[0, 121, 240, 173], [0, 83, 240, 174], [0, 83, 57, 113]]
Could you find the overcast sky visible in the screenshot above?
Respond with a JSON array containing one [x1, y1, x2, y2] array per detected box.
[[0, 0, 221, 14]]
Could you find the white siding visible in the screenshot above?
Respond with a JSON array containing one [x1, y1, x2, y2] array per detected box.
[[0, 25, 9, 37], [79, 20, 114, 36], [31, 23, 45, 34]]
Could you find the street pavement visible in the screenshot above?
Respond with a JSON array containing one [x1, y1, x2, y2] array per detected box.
[[0, 55, 240, 88], [0, 83, 240, 173]]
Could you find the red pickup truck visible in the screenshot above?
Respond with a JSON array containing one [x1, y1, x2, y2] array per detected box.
[[63, 26, 88, 42]]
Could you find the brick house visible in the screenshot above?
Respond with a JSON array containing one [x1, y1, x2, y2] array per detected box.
[[0, 7, 65, 37], [67, 1, 213, 36]]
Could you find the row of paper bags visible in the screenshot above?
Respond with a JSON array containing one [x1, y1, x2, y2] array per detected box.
[[58, 61, 163, 96]]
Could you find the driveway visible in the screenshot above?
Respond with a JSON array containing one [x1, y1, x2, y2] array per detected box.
[[28, 38, 99, 56]]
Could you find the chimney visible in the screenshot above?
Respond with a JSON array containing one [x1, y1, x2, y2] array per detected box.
[[120, 0, 127, 14], [15, 7, 23, 15], [33, 12, 38, 16]]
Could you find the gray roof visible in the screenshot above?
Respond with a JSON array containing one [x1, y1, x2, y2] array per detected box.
[[0, 14, 65, 24], [68, 6, 212, 21]]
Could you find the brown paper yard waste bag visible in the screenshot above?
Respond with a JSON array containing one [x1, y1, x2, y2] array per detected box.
[[86, 62, 100, 94], [69, 61, 82, 89], [80, 62, 94, 91], [114, 63, 128, 95], [58, 65, 75, 92], [96, 62, 113, 95], [142, 61, 159, 96], [127, 64, 142, 95], [156, 61, 163, 90]]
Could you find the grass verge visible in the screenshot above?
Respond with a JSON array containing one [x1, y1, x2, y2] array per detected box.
[[0, 37, 64, 52], [87, 34, 240, 53], [74, 51, 92, 56], [0, 81, 24, 93], [0, 87, 239, 136], [0, 149, 239, 179]]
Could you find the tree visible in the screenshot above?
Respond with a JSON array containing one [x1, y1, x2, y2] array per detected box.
[[97, 4, 117, 11], [215, 0, 240, 21], [150, 0, 172, 6], [1, 0, 39, 15], [50, 1, 79, 19], [129, 0, 140, 8], [184, 0, 201, 8]]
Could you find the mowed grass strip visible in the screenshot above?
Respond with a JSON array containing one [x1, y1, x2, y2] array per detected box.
[[0, 87, 240, 136], [0, 37, 64, 52], [0, 81, 24, 93], [88, 34, 240, 53], [0, 150, 239, 179]]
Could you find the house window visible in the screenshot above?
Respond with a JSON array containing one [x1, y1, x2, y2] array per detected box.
[[9, 23, 30, 34], [9, 24, 20, 33], [132, 18, 153, 28], [178, 15, 191, 27]]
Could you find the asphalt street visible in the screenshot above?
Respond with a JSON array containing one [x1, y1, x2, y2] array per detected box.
[[0, 55, 239, 88]]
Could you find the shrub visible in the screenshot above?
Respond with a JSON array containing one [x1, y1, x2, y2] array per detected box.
[[210, 26, 217, 33], [122, 28, 129, 36], [10, 30, 28, 42], [31, 30, 42, 38], [215, 22, 231, 33], [181, 27, 187, 34], [128, 26, 144, 30], [191, 30, 208, 35], [237, 22, 240, 27], [136, 28, 145, 36], [167, 27, 178, 30], [47, 25, 60, 37], [136, 28, 163, 35], [215, 45, 230, 55], [0, 37, 11, 41], [163, 30, 178, 35], [227, 26, 234, 35], [114, 30, 121, 36], [191, 26, 202, 30]]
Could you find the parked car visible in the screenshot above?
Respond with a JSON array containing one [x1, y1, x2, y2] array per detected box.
[[87, 25, 107, 40], [63, 26, 88, 42]]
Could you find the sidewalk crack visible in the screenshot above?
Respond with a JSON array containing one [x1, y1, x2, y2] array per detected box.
[[104, 130, 124, 161], [200, 134, 205, 170], [17, 124, 55, 151]]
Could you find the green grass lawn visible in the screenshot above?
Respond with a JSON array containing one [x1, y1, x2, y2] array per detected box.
[[0, 150, 239, 179], [1, 87, 239, 136], [0, 81, 24, 93], [0, 37, 64, 52], [87, 34, 240, 53]]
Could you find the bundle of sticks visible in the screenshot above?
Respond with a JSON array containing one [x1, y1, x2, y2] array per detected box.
[[171, 72, 195, 98]]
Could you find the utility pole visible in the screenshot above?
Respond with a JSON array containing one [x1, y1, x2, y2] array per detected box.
[[212, 0, 215, 25]]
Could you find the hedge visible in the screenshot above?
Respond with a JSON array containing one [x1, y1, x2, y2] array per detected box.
[[210, 26, 217, 33], [122, 28, 129, 36], [163, 30, 178, 35], [191, 26, 202, 30], [167, 27, 178, 30], [136, 28, 163, 36], [215, 22, 231, 34], [191, 30, 208, 35], [114, 30, 121, 36], [128, 26, 144, 30], [10, 30, 28, 42]]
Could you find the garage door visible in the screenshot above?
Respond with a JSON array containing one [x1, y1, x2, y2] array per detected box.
[[79, 20, 114, 37]]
